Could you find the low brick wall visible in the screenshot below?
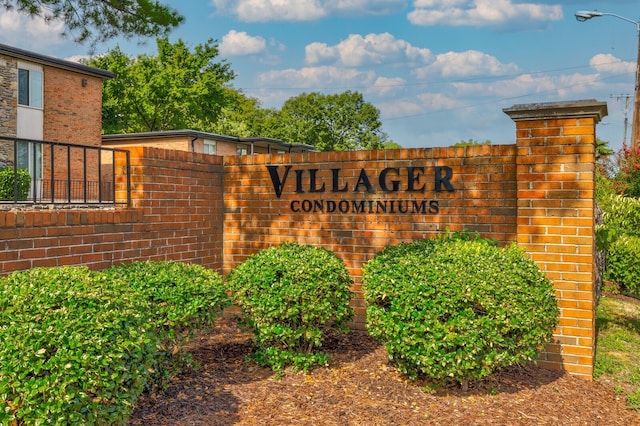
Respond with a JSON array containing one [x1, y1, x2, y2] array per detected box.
[[0, 147, 224, 273]]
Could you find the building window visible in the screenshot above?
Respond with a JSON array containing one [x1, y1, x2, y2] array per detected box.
[[237, 147, 248, 155], [18, 68, 43, 108], [204, 140, 217, 154]]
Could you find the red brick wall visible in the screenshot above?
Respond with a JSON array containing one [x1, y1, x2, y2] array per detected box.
[[40, 67, 105, 185], [0, 147, 224, 273], [43, 66, 103, 147], [223, 144, 518, 326]]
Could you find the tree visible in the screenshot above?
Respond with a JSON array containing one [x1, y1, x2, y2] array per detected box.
[[1, 0, 183, 47], [455, 139, 491, 147], [596, 138, 614, 160], [276, 91, 388, 151], [210, 89, 281, 138], [88, 38, 236, 134], [381, 141, 403, 149]]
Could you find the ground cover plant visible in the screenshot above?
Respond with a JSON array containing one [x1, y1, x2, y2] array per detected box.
[[362, 235, 559, 390], [227, 242, 354, 372], [0, 262, 229, 425], [594, 294, 640, 408]]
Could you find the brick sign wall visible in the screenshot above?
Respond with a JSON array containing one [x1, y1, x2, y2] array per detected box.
[[0, 100, 607, 378], [223, 100, 607, 378], [223, 144, 518, 322]]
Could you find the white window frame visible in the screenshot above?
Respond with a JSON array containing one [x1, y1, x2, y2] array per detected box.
[[17, 62, 43, 109], [204, 140, 217, 155]]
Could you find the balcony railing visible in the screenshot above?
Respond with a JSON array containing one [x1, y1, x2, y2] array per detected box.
[[0, 136, 131, 206]]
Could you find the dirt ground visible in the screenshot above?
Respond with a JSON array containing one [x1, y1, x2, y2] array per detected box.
[[127, 318, 640, 426]]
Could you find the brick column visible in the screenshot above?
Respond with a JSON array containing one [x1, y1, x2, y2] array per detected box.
[[503, 100, 608, 378]]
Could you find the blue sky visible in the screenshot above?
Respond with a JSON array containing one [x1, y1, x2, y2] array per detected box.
[[1, 1, 639, 151]]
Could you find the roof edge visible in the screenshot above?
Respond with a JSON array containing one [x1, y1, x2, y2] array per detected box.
[[0, 43, 114, 79], [102, 129, 316, 151]]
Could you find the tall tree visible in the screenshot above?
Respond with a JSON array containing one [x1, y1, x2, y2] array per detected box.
[[1, 0, 183, 46], [596, 138, 614, 160], [210, 89, 282, 138], [277, 91, 388, 151], [455, 139, 491, 147], [88, 38, 236, 134]]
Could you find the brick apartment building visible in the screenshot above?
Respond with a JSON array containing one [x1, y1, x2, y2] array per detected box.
[[0, 43, 113, 192]]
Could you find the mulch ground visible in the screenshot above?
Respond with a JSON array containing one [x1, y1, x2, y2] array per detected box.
[[128, 318, 640, 426]]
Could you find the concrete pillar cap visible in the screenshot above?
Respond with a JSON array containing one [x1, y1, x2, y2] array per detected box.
[[503, 99, 608, 123]]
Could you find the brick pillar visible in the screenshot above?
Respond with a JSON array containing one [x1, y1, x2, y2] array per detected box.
[[503, 100, 608, 379]]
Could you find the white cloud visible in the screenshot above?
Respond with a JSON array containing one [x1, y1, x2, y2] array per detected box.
[[369, 76, 406, 96], [306, 33, 432, 67], [408, 0, 563, 29], [589, 53, 635, 75], [417, 92, 463, 110], [256, 65, 376, 88], [64, 55, 91, 64], [219, 30, 267, 56], [325, 0, 406, 15], [0, 10, 66, 50], [211, 0, 405, 22], [451, 72, 602, 99], [211, 0, 326, 22], [247, 65, 376, 107], [413, 50, 518, 78], [378, 99, 424, 119]]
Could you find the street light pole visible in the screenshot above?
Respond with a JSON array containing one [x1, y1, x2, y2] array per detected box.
[[575, 10, 640, 148]]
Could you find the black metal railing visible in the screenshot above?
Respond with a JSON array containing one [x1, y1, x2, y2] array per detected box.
[[0, 136, 131, 206]]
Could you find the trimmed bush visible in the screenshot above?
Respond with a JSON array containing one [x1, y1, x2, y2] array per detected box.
[[605, 235, 640, 298], [362, 236, 559, 387], [0, 167, 31, 201], [227, 242, 354, 372], [596, 194, 640, 250], [0, 266, 155, 425], [0, 262, 230, 425], [103, 260, 230, 334], [596, 194, 640, 299]]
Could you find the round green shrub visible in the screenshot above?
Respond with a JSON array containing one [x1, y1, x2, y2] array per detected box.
[[605, 235, 640, 298], [0, 262, 230, 425], [227, 242, 354, 372], [103, 260, 231, 332], [0, 266, 157, 425], [362, 237, 559, 386], [0, 167, 31, 201]]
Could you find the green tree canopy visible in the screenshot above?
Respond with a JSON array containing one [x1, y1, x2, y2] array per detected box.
[[88, 38, 235, 134], [1, 0, 183, 47], [455, 139, 491, 147], [596, 138, 614, 160], [274, 91, 389, 151], [381, 141, 403, 149], [210, 89, 281, 138]]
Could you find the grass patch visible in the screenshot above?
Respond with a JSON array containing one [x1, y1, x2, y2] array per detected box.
[[595, 295, 640, 409]]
